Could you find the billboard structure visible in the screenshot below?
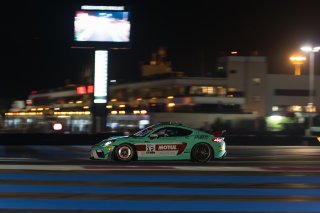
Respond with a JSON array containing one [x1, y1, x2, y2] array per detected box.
[[73, 4, 131, 132], [73, 5, 131, 49], [74, 10, 130, 42]]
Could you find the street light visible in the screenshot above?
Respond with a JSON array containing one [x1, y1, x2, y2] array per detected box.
[[289, 56, 306, 76], [300, 45, 320, 134]]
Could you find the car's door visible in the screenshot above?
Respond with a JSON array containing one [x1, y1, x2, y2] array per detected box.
[[136, 127, 191, 159]]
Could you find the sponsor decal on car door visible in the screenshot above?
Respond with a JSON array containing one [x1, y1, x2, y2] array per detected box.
[[136, 143, 187, 157]]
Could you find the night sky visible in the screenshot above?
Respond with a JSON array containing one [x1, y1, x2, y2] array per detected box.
[[1, 0, 320, 102]]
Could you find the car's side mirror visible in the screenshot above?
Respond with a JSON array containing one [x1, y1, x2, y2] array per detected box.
[[149, 134, 158, 139]]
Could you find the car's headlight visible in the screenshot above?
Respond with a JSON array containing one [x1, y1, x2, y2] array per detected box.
[[101, 140, 115, 147], [103, 141, 113, 146]]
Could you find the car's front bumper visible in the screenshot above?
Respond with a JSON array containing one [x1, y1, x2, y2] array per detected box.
[[90, 147, 114, 160]]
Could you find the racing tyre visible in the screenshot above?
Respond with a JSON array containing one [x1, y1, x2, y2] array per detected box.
[[191, 143, 213, 163], [115, 144, 136, 162]]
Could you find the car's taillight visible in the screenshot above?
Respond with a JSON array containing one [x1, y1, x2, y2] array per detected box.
[[212, 137, 223, 143]]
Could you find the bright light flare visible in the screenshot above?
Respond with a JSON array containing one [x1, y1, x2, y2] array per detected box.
[[289, 56, 306, 63], [269, 115, 283, 122], [301, 46, 313, 52], [301, 46, 320, 52], [53, 123, 63, 131]]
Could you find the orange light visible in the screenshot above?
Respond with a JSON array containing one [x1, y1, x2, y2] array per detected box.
[[167, 103, 175, 107], [289, 55, 306, 76], [289, 56, 306, 64]]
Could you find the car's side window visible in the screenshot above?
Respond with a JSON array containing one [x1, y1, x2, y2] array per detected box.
[[153, 128, 168, 137], [165, 128, 177, 137], [164, 127, 192, 137], [152, 127, 192, 138], [174, 127, 192, 136]]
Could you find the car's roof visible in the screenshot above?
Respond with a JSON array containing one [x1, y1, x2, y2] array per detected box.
[[156, 122, 184, 126], [153, 122, 202, 132], [153, 123, 213, 136], [154, 122, 187, 128]]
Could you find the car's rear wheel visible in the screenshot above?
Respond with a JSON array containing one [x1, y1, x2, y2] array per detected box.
[[115, 144, 136, 162], [191, 143, 213, 163]]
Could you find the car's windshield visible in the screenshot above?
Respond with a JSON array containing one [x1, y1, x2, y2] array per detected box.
[[133, 125, 156, 137]]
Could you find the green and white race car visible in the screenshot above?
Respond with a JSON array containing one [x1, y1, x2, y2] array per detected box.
[[90, 122, 227, 163]]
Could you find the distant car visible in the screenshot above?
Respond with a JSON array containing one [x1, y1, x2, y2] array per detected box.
[[90, 122, 227, 163]]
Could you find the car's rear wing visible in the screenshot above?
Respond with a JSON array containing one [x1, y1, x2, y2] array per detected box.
[[212, 130, 226, 137]]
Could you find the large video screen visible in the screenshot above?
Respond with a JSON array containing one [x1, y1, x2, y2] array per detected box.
[[74, 10, 131, 43]]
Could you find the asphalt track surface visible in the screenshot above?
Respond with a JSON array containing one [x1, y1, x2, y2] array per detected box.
[[0, 145, 320, 213]]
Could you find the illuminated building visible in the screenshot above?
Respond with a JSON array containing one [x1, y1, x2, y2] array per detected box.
[[4, 85, 94, 133], [3, 55, 320, 133]]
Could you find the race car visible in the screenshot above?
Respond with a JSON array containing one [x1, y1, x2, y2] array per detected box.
[[90, 122, 227, 163]]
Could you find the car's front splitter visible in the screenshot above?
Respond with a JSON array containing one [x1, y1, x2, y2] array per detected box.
[[90, 148, 113, 160]]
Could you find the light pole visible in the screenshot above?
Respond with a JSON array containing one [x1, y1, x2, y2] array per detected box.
[[300, 46, 320, 135]]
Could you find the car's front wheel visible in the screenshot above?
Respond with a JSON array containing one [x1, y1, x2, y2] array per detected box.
[[191, 143, 213, 163], [115, 144, 136, 162]]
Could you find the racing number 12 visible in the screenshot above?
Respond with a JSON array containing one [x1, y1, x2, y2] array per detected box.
[[146, 144, 155, 154]]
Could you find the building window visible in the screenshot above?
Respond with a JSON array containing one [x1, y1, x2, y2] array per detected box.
[[190, 86, 217, 96], [201, 86, 214, 95], [289, 105, 303, 112], [216, 86, 227, 96], [252, 78, 261, 84]]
